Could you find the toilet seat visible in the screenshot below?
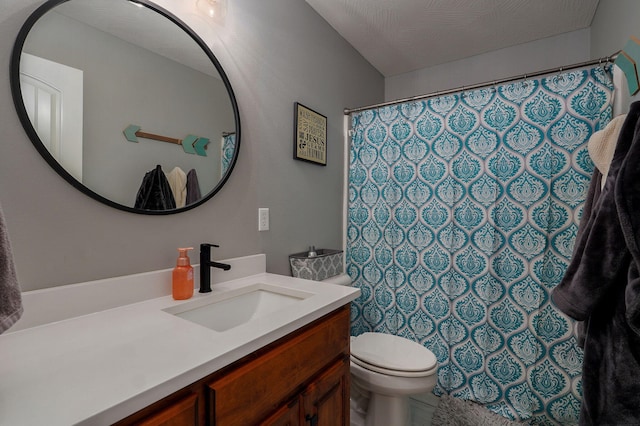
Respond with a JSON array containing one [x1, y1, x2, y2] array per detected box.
[[350, 355, 437, 377], [351, 332, 437, 377]]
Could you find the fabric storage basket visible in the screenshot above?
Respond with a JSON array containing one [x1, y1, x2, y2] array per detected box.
[[289, 249, 344, 281]]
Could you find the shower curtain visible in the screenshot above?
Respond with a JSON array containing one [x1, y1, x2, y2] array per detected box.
[[221, 133, 236, 176], [347, 66, 613, 425]]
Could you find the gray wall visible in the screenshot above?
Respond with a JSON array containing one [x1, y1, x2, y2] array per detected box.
[[0, 0, 384, 291], [591, 0, 640, 59], [386, 1, 640, 105], [385, 29, 591, 101], [590, 0, 640, 110]]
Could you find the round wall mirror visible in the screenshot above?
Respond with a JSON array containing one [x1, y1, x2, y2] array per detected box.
[[10, 0, 241, 214]]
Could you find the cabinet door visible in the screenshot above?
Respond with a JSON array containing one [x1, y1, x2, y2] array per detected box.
[[261, 398, 301, 426], [208, 307, 349, 425], [301, 357, 350, 426]]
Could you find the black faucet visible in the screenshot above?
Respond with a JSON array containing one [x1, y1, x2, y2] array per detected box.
[[199, 243, 231, 293]]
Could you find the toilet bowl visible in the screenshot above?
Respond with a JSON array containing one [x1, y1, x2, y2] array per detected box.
[[321, 274, 438, 426], [350, 332, 437, 426]]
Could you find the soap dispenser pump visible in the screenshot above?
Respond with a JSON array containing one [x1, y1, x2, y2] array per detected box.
[[173, 247, 194, 300]]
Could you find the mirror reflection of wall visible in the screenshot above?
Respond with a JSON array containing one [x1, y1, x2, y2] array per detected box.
[[18, 0, 236, 209]]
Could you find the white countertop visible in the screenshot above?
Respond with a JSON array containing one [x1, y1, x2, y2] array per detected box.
[[0, 262, 359, 425]]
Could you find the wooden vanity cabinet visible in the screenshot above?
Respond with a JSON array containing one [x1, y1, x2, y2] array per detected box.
[[114, 305, 350, 426]]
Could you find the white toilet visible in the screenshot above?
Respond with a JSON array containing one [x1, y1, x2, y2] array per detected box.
[[322, 274, 438, 426]]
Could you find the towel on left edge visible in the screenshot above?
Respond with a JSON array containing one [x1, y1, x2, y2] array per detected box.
[[0, 202, 22, 334]]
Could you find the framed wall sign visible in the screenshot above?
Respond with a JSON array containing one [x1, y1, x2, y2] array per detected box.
[[293, 102, 327, 166]]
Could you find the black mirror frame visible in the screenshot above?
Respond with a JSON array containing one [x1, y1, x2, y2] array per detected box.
[[10, 0, 241, 215]]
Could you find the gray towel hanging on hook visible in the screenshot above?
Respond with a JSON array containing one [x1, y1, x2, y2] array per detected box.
[[0, 202, 22, 334]]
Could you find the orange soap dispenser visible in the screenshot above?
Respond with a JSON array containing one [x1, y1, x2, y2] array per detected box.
[[173, 247, 194, 300]]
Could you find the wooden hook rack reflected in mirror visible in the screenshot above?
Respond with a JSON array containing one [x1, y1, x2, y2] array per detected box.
[[123, 124, 210, 156]]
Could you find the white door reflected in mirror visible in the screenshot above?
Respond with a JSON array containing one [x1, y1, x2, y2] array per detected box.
[[20, 53, 83, 182]]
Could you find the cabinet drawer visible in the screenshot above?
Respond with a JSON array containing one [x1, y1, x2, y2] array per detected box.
[[115, 392, 201, 426], [208, 306, 350, 425]]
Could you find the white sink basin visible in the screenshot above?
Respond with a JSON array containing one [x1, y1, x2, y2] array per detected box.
[[163, 283, 313, 332]]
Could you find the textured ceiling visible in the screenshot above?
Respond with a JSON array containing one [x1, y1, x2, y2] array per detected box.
[[305, 0, 600, 77]]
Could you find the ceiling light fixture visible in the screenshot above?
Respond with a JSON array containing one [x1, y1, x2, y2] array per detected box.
[[196, 0, 227, 22]]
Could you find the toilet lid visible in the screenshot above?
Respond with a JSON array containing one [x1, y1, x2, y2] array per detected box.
[[351, 332, 437, 373], [350, 355, 437, 377]]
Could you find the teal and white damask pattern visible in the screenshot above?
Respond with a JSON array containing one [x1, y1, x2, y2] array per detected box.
[[221, 134, 236, 176], [348, 67, 613, 425]]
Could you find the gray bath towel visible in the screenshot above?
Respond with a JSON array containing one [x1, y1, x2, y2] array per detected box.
[[552, 102, 640, 425], [0, 203, 22, 334]]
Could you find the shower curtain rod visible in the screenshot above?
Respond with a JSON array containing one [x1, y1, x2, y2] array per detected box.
[[344, 52, 619, 115]]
